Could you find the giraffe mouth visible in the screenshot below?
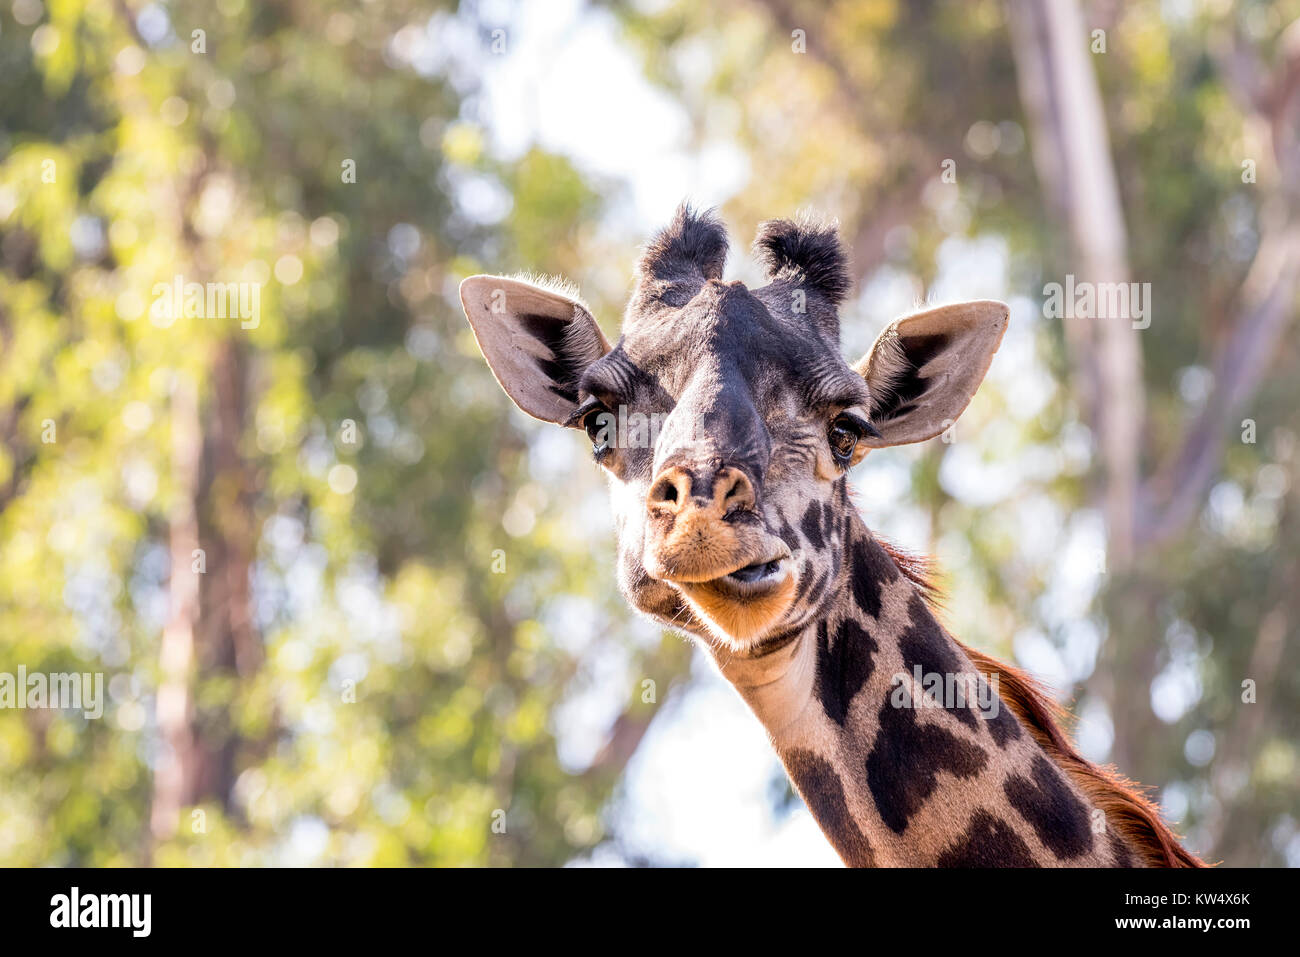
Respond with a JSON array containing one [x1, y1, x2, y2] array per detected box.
[[725, 557, 787, 586], [688, 553, 792, 599]]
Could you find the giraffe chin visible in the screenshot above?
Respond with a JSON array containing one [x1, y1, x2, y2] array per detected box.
[[674, 563, 797, 652]]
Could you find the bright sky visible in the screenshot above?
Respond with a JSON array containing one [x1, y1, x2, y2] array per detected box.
[[478, 0, 748, 231]]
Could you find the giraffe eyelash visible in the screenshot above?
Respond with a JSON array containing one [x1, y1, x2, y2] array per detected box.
[[564, 396, 607, 429]]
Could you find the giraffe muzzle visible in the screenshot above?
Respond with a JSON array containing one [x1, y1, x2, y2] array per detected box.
[[642, 463, 788, 586]]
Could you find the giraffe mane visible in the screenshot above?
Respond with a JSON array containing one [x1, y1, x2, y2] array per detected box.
[[877, 537, 1206, 868], [876, 538, 943, 609]]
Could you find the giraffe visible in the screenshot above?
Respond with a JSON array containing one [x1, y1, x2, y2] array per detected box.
[[460, 204, 1203, 867]]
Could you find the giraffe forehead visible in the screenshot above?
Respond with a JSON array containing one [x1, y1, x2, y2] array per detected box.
[[625, 318, 787, 399], [604, 284, 865, 416]]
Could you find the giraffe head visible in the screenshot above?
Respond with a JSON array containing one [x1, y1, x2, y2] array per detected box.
[[461, 206, 1008, 653]]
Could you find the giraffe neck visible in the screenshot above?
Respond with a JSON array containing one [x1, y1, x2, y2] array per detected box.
[[709, 509, 1132, 867]]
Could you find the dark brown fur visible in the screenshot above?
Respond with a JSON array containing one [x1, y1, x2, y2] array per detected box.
[[879, 536, 1205, 868]]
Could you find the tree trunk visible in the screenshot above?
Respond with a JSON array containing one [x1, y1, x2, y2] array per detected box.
[[150, 338, 259, 845], [151, 372, 202, 842], [1007, 0, 1143, 569]]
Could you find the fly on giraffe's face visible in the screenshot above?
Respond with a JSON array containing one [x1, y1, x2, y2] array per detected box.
[[461, 204, 1009, 654]]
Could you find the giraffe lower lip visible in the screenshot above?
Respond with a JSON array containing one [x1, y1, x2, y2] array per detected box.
[[727, 559, 784, 584], [705, 556, 791, 595], [683, 558, 793, 603]]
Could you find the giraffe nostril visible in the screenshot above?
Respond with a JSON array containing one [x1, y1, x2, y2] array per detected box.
[[717, 468, 755, 513], [648, 467, 692, 514]]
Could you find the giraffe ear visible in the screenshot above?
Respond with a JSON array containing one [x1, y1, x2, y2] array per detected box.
[[460, 275, 612, 426], [852, 300, 1009, 448]]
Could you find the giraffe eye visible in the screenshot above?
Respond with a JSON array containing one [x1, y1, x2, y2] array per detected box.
[[828, 417, 862, 465], [582, 404, 614, 452]]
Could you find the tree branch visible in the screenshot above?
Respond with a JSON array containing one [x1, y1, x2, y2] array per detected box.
[[1139, 18, 1300, 544], [1139, 216, 1300, 541]]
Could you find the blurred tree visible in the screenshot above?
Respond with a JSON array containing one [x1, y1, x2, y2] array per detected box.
[[0, 0, 688, 866], [1, 0, 1295, 869]]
